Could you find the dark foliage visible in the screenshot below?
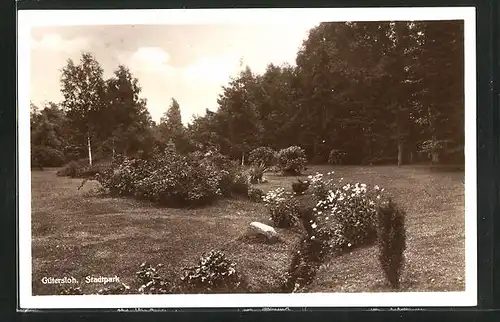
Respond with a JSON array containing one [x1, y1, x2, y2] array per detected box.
[[180, 250, 247, 293], [377, 199, 407, 289], [292, 179, 310, 195]]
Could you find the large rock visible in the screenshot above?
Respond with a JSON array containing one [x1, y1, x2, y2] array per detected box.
[[249, 222, 278, 240]]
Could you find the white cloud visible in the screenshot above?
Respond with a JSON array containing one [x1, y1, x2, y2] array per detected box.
[[31, 33, 89, 53], [184, 52, 241, 84]]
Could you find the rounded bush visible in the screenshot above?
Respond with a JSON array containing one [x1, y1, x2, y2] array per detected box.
[[247, 186, 264, 202], [180, 250, 247, 293], [32, 145, 65, 167], [277, 146, 307, 176], [263, 188, 299, 228], [248, 147, 276, 168]]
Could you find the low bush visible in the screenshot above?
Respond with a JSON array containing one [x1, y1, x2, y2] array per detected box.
[[56, 160, 81, 177], [247, 186, 264, 202], [263, 188, 299, 228], [248, 147, 276, 168], [136, 262, 172, 294], [77, 164, 112, 179], [276, 146, 307, 176], [180, 250, 247, 293], [377, 199, 406, 289], [133, 152, 220, 207], [95, 150, 248, 207], [97, 158, 152, 196], [291, 179, 310, 195]]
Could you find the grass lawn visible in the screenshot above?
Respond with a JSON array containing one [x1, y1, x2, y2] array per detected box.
[[30, 165, 465, 295]]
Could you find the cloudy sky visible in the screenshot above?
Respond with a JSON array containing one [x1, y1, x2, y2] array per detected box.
[[30, 23, 319, 124]]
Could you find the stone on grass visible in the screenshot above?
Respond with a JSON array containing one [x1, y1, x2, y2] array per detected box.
[[250, 221, 278, 241]]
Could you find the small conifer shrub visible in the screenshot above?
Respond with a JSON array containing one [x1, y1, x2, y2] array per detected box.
[[377, 199, 407, 289]]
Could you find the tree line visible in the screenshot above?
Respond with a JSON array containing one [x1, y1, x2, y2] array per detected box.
[[30, 20, 464, 168]]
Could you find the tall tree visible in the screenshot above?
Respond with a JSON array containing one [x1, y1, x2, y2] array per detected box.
[[216, 66, 263, 164], [159, 98, 190, 153], [102, 65, 153, 158], [60, 52, 106, 165]]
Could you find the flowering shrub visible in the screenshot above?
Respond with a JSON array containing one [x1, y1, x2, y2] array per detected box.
[[248, 147, 277, 168], [96, 158, 152, 196], [309, 180, 384, 250], [136, 262, 172, 294], [328, 149, 346, 165], [377, 199, 406, 289], [276, 146, 307, 175], [180, 250, 246, 293], [263, 188, 299, 228], [308, 172, 336, 202], [248, 186, 264, 202]]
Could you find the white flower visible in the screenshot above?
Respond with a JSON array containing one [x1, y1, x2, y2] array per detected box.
[[348, 243, 352, 247], [311, 236, 316, 240], [377, 195, 381, 199], [374, 185, 380, 190], [311, 223, 317, 229], [308, 175, 313, 179]]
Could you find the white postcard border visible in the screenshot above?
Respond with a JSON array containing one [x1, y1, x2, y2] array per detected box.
[[18, 7, 477, 309]]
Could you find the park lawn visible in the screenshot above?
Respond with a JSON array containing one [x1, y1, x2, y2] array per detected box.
[[31, 165, 465, 295]]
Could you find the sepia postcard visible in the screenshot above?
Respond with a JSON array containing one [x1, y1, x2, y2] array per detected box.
[[18, 7, 477, 309]]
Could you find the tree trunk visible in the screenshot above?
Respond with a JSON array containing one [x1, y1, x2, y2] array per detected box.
[[241, 151, 245, 166], [397, 140, 404, 166], [112, 137, 116, 160], [87, 133, 93, 166]]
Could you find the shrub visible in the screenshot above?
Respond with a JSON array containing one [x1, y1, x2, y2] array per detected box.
[[247, 186, 264, 202], [97, 158, 151, 196], [248, 164, 266, 184], [134, 152, 220, 207], [292, 179, 310, 195], [56, 160, 81, 177], [77, 163, 112, 179], [308, 172, 336, 202], [263, 188, 299, 228], [310, 180, 383, 251], [180, 250, 246, 293], [328, 149, 346, 165], [377, 199, 406, 289], [216, 166, 249, 197], [277, 146, 307, 175], [248, 147, 276, 168], [136, 262, 172, 294], [31, 145, 66, 167]]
